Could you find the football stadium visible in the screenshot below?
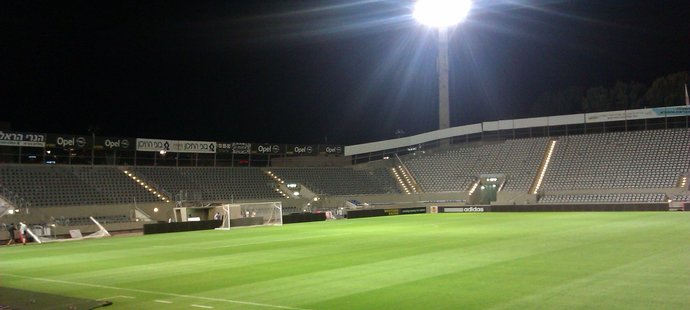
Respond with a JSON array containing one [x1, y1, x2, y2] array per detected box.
[[2, 1, 690, 310], [1, 104, 689, 309]]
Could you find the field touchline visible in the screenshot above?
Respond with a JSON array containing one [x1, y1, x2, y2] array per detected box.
[[1, 273, 311, 310]]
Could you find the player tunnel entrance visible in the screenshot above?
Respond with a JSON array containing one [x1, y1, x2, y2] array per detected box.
[[476, 174, 505, 204]]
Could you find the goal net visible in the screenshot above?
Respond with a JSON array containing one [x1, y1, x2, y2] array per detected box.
[[27, 216, 111, 244], [216, 202, 283, 230]]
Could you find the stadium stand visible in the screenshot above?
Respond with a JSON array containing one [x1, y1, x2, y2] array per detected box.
[[0, 165, 157, 207], [538, 193, 667, 204], [131, 167, 282, 201], [268, 167, 399, 195], [71, 166, 160, 204], [672, 193, 690, 201], [0, 129, 687, 214], [540, 128, 690, 190], [59, 215, 130, 226], [402, 137, 549, 192]]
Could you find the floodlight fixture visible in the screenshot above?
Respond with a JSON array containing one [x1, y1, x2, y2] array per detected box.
[[413, 0, 473, 136], [413, 0, 472, 28]]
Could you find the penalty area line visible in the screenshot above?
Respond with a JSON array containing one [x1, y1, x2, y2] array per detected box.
[[1, 273, 310, 310], [98, 295, 135, 300]]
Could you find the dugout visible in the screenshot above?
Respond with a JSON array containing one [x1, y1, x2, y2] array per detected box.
[[173, 204, 222, 222]]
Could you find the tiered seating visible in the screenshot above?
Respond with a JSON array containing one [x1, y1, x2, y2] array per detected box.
[[539, 193, 667, 204], [0, 165, 156, 207], [61, 215, 130, 226], [282, 206, 299, 214], [132, 167, 282, 201], [132, 167, 202, 199], [672, 193, 690, 201], [541, 129, 690, 190], [500, 138, 550, 191], [71, 166, 159, 204], [403, 137, 549, 192], [269, 167, 399, 195]]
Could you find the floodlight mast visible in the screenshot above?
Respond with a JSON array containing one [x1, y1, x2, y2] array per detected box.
[[437, 27, 450, 131], [414, 0, 472, 141]]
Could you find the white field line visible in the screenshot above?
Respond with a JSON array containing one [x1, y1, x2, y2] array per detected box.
[[191, 304, 214, 309], [2, 273, 309, 310], [98, 295, 135, 300], [155, 300, 173, 304]]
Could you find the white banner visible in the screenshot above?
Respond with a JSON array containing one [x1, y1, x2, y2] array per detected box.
[[136, 138, 174, 152], [0, 131, 46, 147], [178, 140, 216, 154], [136, 138, 216, 153], [586, 106, 690, 123]]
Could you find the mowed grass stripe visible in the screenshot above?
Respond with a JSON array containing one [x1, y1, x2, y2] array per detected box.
[[225, 213, 683, 306], [1, 212, 688, 309], [304, 213, 689, 309]]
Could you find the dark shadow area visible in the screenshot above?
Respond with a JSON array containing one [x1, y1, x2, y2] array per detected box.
[[0, 287, 111, 310]]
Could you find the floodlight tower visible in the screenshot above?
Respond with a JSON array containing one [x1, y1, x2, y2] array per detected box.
[[414, 0, 472, 133]]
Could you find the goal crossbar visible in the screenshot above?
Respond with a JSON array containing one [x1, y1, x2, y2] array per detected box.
[[216, 201, 283, 230]]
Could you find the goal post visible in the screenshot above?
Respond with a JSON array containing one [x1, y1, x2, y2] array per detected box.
[[26, 216, 111, 243], [216, 201, 283, 230]]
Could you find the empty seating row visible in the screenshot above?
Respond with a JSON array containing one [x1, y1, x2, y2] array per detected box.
[[131, 167, 282, 201], [541, 129, 690, 190], [539, 193, 667, 204], [269, 167, 399, 195], [403, 137, 549, 192], [0, 165, 158, 207]]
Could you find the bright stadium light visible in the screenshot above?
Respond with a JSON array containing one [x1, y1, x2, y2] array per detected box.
[[413, 0, 472, 28], [413, 0, 473, 142]]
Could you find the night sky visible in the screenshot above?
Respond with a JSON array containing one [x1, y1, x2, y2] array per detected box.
[[2, 0, 689, 145]]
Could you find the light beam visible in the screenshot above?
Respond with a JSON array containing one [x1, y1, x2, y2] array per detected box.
[[413, 0, 473, 28]]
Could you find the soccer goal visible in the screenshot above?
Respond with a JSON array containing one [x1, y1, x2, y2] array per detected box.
[[216, 201, 283, 230], [26, 216, 111, 244]]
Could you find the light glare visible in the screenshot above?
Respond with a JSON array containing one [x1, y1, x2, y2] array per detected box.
[[413, 0, 472, 28]]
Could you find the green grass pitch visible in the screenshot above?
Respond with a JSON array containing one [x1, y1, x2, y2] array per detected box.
[[1, 212, 689, 309]]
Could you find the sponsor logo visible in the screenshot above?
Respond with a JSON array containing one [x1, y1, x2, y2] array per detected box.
[[56, 136, 86, 148], [182, 142, 215, 152], [384, 209, 400, 215], [325, 146, 342, 154], [445, 207, 485, 213], [76, 137, 86, 148], [257, 145, 271, 153], [400, 207, 426, 214], [104, 139, 131, 149], [137, 139, 216, 153], [105, 139, 120, 148], [0, 131, 46, 147], [137, 140, 170, 151], [56, 137, 74, 147], [218, 143, 250, 154], [294, 145, 314, 154], [257, 145, 281, 154], [232, 143, 250, 154]]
